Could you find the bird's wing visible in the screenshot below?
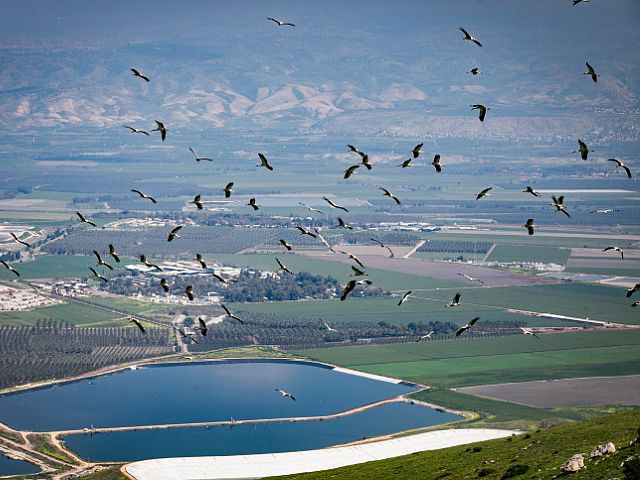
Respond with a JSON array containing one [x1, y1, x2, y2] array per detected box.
[[170, 226, 183, 235], [459, 27, 470, 38], [623, 166, 632, 178], [453, 292, 461, 303], [225, 182, 234, 190], [341, 281, 356, 301], [468, 317, 480, 326], [607, 158, 622, 167], [586, 62, 594, 74], [472, 39, 482, 47]]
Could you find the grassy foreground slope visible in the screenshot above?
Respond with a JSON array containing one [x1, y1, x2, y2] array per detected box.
[[272, 409, 640, 480]]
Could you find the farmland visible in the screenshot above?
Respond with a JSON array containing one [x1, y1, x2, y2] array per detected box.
[[293, 329, 640, 389], [0, 302, 120, 327], [486, 244, 571, 264]]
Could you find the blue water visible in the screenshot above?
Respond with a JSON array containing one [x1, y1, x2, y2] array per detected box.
[[65, 402, 460, 462], [0, 453, 40, 476], [0, 360, 417, 431]]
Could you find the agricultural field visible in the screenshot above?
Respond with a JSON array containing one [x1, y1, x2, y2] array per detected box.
[[293, 329, 640, 389], [458, 375, 640, 409], [486, 244, 571, 264], [0, 302, 121, 327], [3, 254, 101, 279], [275, 409, 640, 480], [412, 282, 638, 325]]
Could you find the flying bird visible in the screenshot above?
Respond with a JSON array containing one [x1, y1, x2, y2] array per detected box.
[[76, 212, 97, 227], [257, 153, 274, 171], [583, 62, 599, 82], [603, 246, 624, 260], [573, 0, 589, 4], [160, 278, 170, 293], [152, 121, 167, 142], [88, 267, 108, 283], [124, 126, 149, 135], [360, 154, 372, 170], [221, 304, 244, 324], [10, 232, 30, 248], [574, 139, 590, 161], [632, 301, 640, 308], [322, 321, 337, 332], [458, 273, 484, 284], [247, 198, 260, 211], [344, 164, 360, 179], [593, 208, 618, 214], [336, 217, 353, 230], [167, 226, 183, 242], [139, 255, 162, 271], [412, 143, 423, 159], [196, 253, 207, 269], [276, 257, 294, 275], [185, 285, 194, 301], [337, 250, 365, 268], [399, 158, 413, 168], [397, 291, 412, 306], [380, 187, 401, 205], [189, 147, 212, 162], [627, 284, 640, 298], [131, 189, 157, 203], [340, 279, 372, 301], [431, 154, 442, 172], [130, 68, 150, 82], [173, 326, 199, 344], [279, 239, 293, 251], [347, 144, 364, 155], [476, 187, 493, 200], [267, 17, 295, 27], [296, 226, 317, 238], [460, 27, 482, 47], [212, 272, 230, 283], [323, 197, 349, 212], [467, 67, 480, 75], [191, 195, 203, 210], [129, 318, 146, 333], [0, 260, 19, 277], [607, 159, 632, 179], [416, 331, 434, 342], [522, 186, 540, 197], [445, 292, 462, 308], [523, 218, 536, 236], [197, 317, 208, 336], [455, 317, 480, 337], [520, 327, 540, 339], [551, 195, 571, 218], [315, 229, 335, 253], [470, 104, 489, 122], [108, 244, 120, 263], [351, 265, 367, 276], [275, 388, 296, 401], [93, 251, 114, 270], [298, 202, 325, 215], [223, 182, 234, 198], [370, 238, 394, 257]]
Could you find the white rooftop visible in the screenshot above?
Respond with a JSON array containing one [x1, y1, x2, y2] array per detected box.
[[126, 428, 517, 480]]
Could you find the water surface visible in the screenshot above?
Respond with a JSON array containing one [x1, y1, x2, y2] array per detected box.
[[65, 402, 460, 462], [0, 454, 40, 476], [0, 360, 416, 431]]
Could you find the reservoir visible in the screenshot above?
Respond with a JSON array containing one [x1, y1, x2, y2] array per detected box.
[[0, 360, 421, 431], [65, 402, 460, 462], [0, 453, 40, 476]]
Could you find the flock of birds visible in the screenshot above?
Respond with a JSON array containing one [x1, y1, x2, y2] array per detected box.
[[1, 6, 639, 402]]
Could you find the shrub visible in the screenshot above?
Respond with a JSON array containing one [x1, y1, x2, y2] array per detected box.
[[501, 464, 530, 479]]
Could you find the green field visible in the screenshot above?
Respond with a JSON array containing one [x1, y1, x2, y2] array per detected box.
[[213, 253, 464, 291], [275, 409, 640, 480], [419, 231, 638, 250], [3, 254, 134, 280], [486, 244, 571, 264], [412, 282, 638, 325], [0, 302, 120, 327], [294, 329, 640, 388], [84, 296, 164, 316], [233, 296, 586, 328]]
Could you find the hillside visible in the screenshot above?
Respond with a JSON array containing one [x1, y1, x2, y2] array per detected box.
[[272, 409, 640, 480]]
